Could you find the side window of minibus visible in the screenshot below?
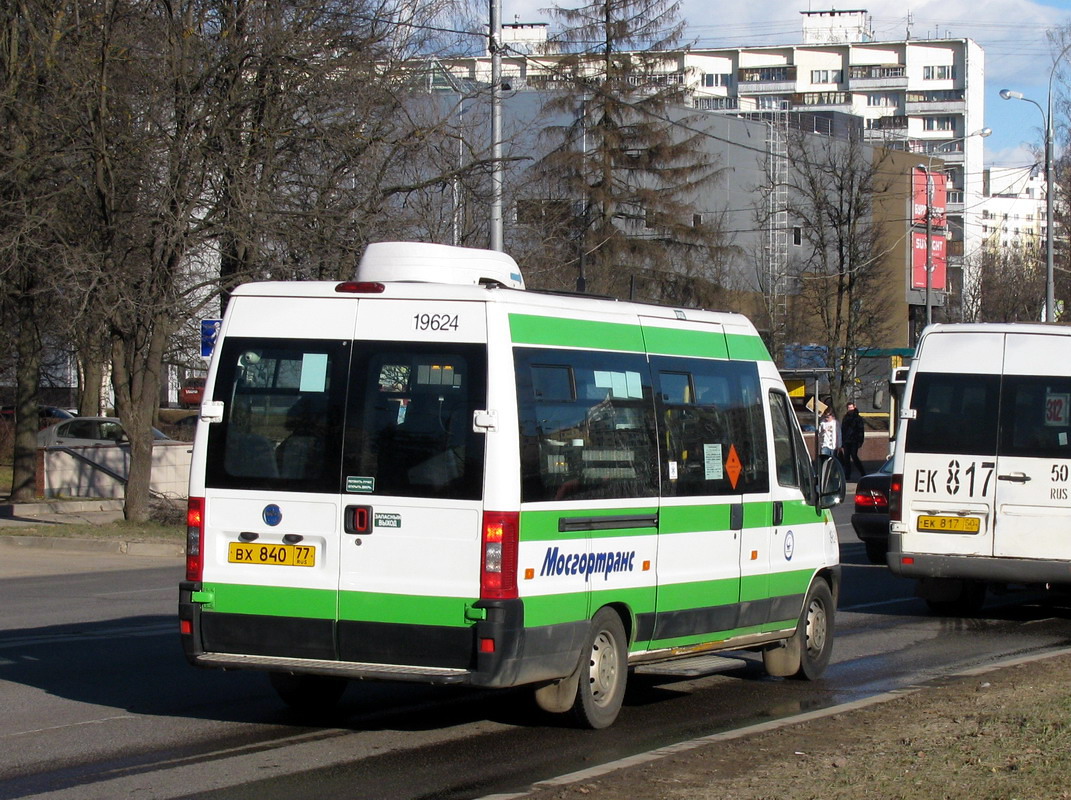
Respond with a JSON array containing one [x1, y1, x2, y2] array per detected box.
[[652, 357, 769, 496], [515, 348, 658, 502], [769, 391, 799, 488]]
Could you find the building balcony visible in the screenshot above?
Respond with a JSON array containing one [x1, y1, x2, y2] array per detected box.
[[905, 100, 966, 114], [738, 80, 797, 94]]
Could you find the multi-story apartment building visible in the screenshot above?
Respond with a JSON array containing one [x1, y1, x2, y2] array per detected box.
[[980, 166, 1047, 251], [441, 9, 985, 321]]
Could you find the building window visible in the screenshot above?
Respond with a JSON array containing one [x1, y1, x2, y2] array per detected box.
[[738, 66, 794, 83], [923, 65, 956, 80], [694, 96, 739, 110], [792, 226, 803, 246], [923, 116, 956, 131], [810, 69, 841, 84], [702, 73, 732, 88], [867, 92, 898, 107], [756, 95, 791, 110]]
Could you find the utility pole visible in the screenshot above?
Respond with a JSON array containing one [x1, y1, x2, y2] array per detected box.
[[489, 0, 504, 251]]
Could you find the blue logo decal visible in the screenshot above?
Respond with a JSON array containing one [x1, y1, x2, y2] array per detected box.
[[262, 504, 282, 526], [783, 530, 795, 561]]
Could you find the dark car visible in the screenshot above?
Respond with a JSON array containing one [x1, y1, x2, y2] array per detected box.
[[851, 456, 893, 565], [0, 405, 75, 429]]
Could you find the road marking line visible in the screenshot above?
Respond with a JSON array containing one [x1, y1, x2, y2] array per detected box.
[[2, 716, 138, 739]]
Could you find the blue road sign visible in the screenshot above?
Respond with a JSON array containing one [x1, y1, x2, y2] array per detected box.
[[200, 319, 222, 359]]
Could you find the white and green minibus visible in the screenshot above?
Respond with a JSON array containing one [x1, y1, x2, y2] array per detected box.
[[180, 242, 844, 728]]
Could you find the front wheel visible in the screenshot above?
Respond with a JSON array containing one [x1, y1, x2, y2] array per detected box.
[[763, 579, 835, 680], [570, 607, 628, 729]]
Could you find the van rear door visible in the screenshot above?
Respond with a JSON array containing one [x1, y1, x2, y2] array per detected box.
[[991, 332, 1071, 560], [335, 299, 488, 668]]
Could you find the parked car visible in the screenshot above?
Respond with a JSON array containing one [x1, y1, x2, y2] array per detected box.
[[851, 456, 893, 565], [1, 405, 75, 429], [180, 377, 206, 409], [37, 417, 171, 448]]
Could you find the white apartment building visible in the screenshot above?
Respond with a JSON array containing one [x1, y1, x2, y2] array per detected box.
[[443, 8, 985, 316], [981, 166, 1047, 251]]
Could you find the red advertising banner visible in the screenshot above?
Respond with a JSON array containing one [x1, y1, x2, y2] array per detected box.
[[912, 231, 947, 290], [912, 168, 947, 228]]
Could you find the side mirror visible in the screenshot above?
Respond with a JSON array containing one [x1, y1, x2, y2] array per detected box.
[[814, 454, 846, 509]]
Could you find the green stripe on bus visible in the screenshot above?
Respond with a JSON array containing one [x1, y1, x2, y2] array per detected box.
[[653, 577, 740, 612], [781, 499, 826, 526], [201, 583, 335, 619], [726, 333, 773, 361], [640, 326, 729, 359], [509, 314, 646, 351], [521, 586, 656, 628], [520, 507, 659, 541], [338, 590, 473, 627]]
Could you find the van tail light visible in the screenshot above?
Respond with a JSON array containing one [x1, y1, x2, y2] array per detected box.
[[888, 474, 903, 522], [480, 511, 519, 600], [186, 496, 205, 582], [335, 281, 385, 293]]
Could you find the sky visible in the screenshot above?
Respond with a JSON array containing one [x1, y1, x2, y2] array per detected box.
[[497, 0, 1071, 169]]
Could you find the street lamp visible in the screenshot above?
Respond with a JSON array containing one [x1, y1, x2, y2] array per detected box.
[[915, 128, 992, 328], [1000, 41, 1071, 323]]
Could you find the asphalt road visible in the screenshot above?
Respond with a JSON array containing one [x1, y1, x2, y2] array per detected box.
[[1, 503, 1070, 800]]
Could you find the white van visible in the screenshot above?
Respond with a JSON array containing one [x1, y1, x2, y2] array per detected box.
[[179, 242, 844, 728], [889, 323, 1071, 613]]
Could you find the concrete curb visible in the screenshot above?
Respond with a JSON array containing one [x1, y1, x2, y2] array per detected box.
[[0, 534, 183, 558], [0, 499, 125, 517]]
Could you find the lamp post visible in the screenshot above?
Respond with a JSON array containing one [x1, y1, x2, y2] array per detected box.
[[1000, 41, 1071, 323], [915, 128, 992, 328]]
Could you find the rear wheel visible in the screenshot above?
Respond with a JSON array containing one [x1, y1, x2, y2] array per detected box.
[[570, 608, 628, 729], [269, 672, 347, 714], [921, 578, 987, 616]]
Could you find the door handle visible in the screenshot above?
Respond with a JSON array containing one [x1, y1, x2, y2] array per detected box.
[[344, 505, 372, 534], [997, 473, 1031, 483], [772, 500, 784, 526]]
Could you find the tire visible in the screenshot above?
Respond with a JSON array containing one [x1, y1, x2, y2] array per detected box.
[[864, 540, 888, 566], [570, 607, 628, 729], [764, 579, 835, 681], [794, 579, 835, 680], [268, 672, 347, 714]]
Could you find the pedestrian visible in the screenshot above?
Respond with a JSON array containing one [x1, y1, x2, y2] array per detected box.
[[818, 408, 839, 457], [841, 401, 866, 480]]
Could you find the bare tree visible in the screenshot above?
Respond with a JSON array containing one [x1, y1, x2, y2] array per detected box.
[[783, 128, 897, 409], [967, 244, 1047, 322]]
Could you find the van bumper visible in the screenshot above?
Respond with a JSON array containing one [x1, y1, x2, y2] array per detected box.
[[179, 583, 585, 689], [887, 535, 1071, 584]]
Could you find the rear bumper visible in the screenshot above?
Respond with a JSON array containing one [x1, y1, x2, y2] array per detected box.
[[887, 534, 1071, 584], [850, 512, 889, 542], [179, 582, 585, 689]]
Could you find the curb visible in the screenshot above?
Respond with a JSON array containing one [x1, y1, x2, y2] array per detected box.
[[0, 534, 184, 558], [0, 499, 126, 517]]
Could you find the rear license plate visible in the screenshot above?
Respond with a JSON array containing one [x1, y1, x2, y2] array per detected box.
[[917, 515, 980, 533], [228, 542, 316, 567]]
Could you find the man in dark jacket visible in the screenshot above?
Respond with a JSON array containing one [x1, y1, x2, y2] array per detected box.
[[841, 402, 866, 481]]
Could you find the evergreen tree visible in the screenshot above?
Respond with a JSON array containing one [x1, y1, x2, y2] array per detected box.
[[528, 0, 730, 304]]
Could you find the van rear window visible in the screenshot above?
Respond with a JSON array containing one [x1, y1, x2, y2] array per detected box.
[[205, 339, 488, 499], [906, 373, 1000, 456], [205, 338, 349, 492]]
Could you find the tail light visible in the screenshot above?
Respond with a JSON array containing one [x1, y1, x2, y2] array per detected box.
[[854, 487, 889, 510], [888, 474, 903, 522], [480, 511, 519, 599], [186, 496, 205, 581]]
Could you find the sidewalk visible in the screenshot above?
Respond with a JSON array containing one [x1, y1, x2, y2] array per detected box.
[[0, 498, 184, 557]]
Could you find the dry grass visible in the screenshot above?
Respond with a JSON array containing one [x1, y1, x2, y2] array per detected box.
[[526, 655, 1071, 800]]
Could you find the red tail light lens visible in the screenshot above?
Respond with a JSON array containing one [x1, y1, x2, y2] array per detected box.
[[481, 511, 519, 600], [854, 488, 889, 510], [186, 496, 205, 582], [888, 474, 903, 522]]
